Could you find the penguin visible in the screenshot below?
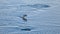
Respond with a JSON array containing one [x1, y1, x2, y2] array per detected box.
[[20, 15, 27, 22]]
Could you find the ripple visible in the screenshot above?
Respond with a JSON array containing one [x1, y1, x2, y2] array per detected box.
[[20, 4, 50, 11], [21, 4, 50, 9]]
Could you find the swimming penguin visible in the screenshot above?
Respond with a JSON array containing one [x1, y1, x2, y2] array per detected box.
[[20, 15, 27, 22]]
